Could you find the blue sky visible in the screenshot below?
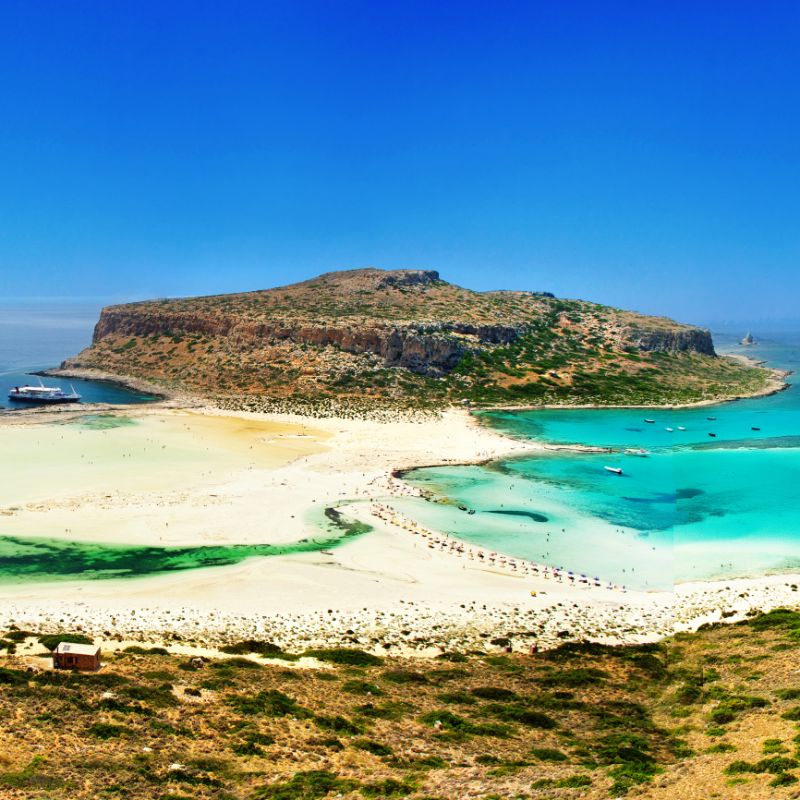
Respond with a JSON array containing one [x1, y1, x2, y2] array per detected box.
[[0, 1, 797, 325]]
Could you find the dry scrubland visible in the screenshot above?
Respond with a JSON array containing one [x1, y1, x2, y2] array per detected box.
[[1, 609, 800, 800]]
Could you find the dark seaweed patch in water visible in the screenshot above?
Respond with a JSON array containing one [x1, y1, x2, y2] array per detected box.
[[676, 488, 704, 500], [692, 435, 800, 451], [593, 491, 719, 531], [622, 493, 676, 506], [0, 510, 371, 583], [488, 509, 549, 523], [484, 461, 517, 477], [478, 411, 546, 440], [621, 489, 704, 506]]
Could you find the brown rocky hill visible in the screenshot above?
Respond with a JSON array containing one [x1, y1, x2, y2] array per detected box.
[[62, 268, 772, 412]]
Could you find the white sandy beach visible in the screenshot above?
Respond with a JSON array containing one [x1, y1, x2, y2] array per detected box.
[[0, 402, 798, 656]]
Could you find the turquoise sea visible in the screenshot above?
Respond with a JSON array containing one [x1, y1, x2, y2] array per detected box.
[[398, 334, 800, 590]]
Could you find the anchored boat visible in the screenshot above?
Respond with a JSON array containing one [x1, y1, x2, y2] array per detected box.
[[8, 379, 81, 405], [604, 466, 623, 475]]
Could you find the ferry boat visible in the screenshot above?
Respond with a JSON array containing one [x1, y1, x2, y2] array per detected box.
[[8, 381, 81, 404]]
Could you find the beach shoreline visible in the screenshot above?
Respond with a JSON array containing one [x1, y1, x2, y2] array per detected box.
[[42, 353, 791, 417], [1, 395, 799, 656]]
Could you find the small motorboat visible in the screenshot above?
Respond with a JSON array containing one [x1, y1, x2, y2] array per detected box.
[[751, 427, 761, 431], [644, 418, 655, 423], [707, 416, 717, 421], [604, 466, 623, 475], [666, 427, 674, 432], [624, 448, 650, 457], [708, 432, 717, 437], [678, 426, 686, 431]]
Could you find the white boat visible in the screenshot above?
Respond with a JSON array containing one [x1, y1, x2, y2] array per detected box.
[[644, 418, 655, 423], [624, 448, 649, 457], [666, 427, 674, 432], [604, 466, 623, 475], [678, 426, 686, 431], [8, 379, 81, 405]]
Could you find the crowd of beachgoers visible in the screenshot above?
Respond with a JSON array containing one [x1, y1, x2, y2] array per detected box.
[[371, 503, 629, 592]]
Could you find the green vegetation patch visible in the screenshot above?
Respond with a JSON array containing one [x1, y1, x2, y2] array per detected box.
[[341, 679, 384, 696], [302, 648, 383, 667], [0, 757, 64, 791], [419, 710, 511, 738], [88, 722, 131, 739], [226, 689, 311, 718], [253, 770, 359, 799], [538, 666, 609, 687], [38, 632, 94, 651], [220, 639, 283, 657]]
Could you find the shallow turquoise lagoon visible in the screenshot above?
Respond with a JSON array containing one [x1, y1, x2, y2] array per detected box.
[[0, 507, 370, 583], [400, 336, 800, 589]]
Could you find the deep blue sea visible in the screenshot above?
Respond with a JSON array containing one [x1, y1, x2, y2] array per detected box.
[[398, 333, 800, 589], [0, 302, 155, 408]]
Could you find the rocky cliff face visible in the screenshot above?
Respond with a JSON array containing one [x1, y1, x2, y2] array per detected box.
[[618, 326, 716, 356], [90, 303, 714, 377], [90, 308, 523, 375]]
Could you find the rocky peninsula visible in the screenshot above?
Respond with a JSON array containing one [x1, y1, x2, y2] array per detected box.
[[56, 268, 775, 413]]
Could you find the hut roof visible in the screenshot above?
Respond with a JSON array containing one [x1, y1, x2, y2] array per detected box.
[[54, 642, 100, 656]]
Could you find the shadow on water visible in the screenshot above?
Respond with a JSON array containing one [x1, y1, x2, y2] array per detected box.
[[0, 508, 371, 583], [622, 488, 705, 505], [690, 435, 800, 451], [487, 509, 549, 523]]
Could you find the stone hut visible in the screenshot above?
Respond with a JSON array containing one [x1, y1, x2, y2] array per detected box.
[[52, 642, 101, 671]]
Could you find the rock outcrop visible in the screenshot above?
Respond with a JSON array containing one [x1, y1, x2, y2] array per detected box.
[[618, 325, 716, 356]]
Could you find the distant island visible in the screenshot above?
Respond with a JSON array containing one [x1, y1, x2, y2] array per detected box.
[[60, 268, 778, 414]]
